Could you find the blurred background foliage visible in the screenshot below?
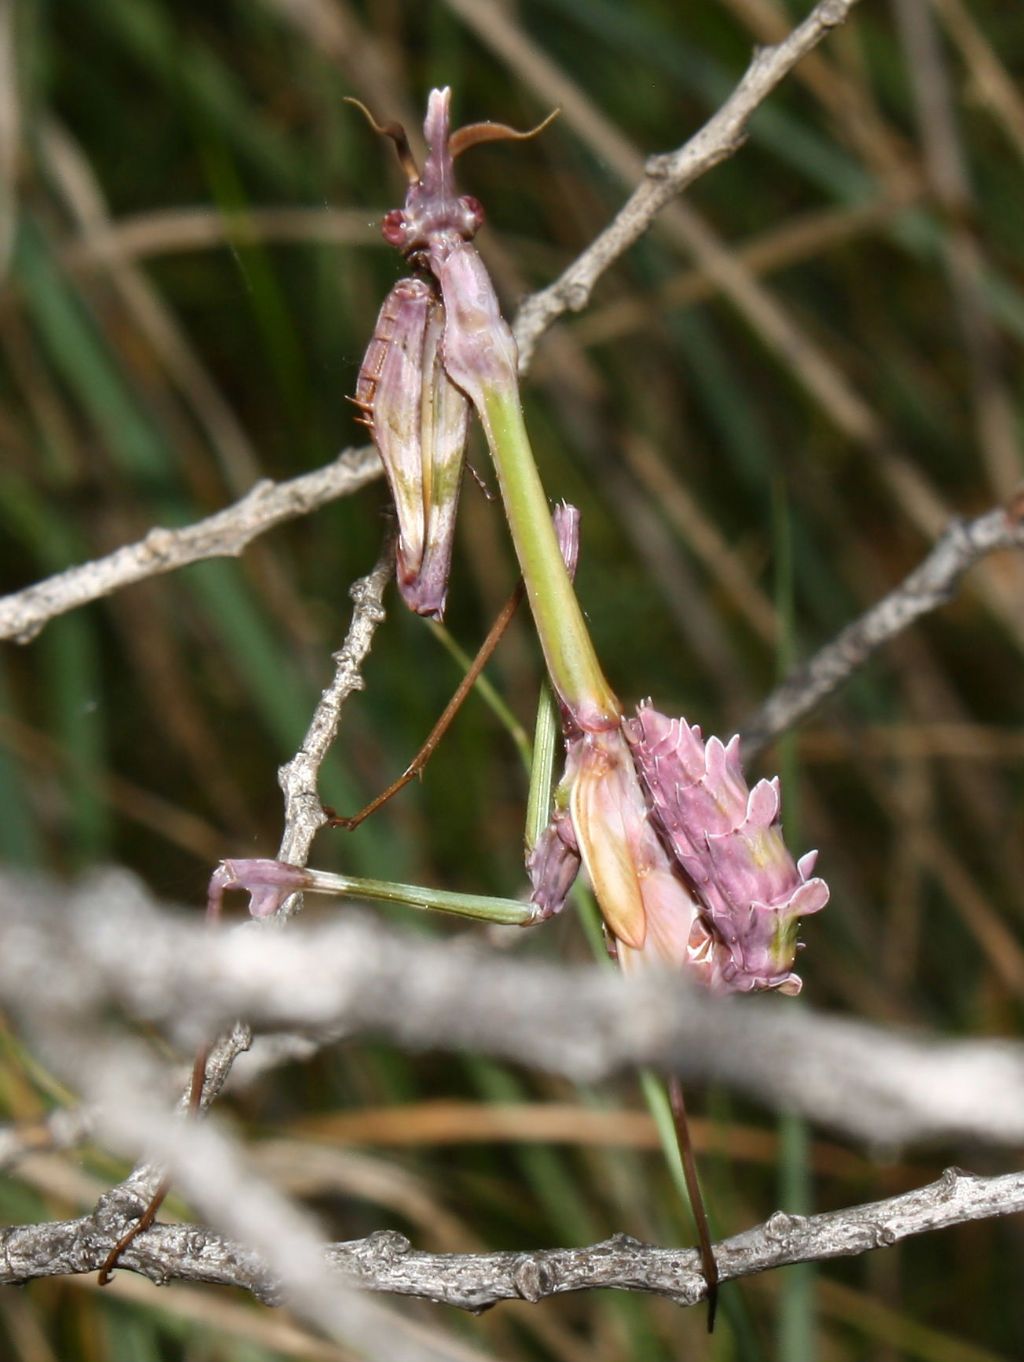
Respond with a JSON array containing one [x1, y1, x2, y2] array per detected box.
[[1, 0, 1024, 1357]]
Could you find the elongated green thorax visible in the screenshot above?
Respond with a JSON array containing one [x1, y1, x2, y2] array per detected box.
[[480, 384, 620, 730], [430, 234, 619, 728]]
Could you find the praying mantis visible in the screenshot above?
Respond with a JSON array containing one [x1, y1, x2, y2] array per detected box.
[[100, 89, 829, 1330]]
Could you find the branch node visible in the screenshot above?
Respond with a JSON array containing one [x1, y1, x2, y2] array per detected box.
[[644, 152, 674, 180], [142, 527, 176, 561], [762, 1209, 807, 1245], [941, 1165, 974, 1192], [561, 281, 591, 313], [365, 1229, 412, 1262], [348, 575, 388, 620], [513, 1253, 549, 1303]]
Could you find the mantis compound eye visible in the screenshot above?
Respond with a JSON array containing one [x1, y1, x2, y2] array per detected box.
[[381, 209, 409, 248], [458, 194, 485, 237]]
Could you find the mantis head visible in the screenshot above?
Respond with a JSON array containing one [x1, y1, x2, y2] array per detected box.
[[347, 87, 558, 263]]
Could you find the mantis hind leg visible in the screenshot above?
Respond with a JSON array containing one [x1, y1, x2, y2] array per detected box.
[[327, 579, 525, 831], [668, 1076, 720, 1332]]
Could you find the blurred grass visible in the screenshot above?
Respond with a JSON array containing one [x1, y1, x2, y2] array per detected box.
[[3, 0, 1024, 1358]]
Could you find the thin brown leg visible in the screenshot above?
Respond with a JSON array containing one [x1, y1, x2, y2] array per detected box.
[[97, 1046, 208, 1284], [668, 1076, 720, 1332], [330, 579, 525, 830]]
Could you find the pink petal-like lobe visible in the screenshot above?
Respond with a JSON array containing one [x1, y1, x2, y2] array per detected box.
[[624, 704, 828, 994]]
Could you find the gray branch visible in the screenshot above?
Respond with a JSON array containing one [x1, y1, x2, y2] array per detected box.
[[5, 871, 1024, 1150], [742, 500, 1024, 757], [0, 445, 383, 643], [9, 0, 997, 1323], [276, 541, 394, 872], [4, 872, 1024, 1311], [3, 1168, 1022, 1313], [511, 0, 862, 367], [2, 1027, 477, 1361]]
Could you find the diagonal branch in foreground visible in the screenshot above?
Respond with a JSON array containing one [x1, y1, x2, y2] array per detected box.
[[1, 1031, 473, 1361], [3, 1168, 1021, 1310], [741, 498, 1024, 757]]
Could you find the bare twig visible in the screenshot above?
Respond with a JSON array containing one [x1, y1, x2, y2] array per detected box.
[[741, 501, 1024, 757], [3, 872, 1022, 1315], [502, 0, 864, 368], [3, 1168, 1022, 1313], [718, 0, 909, 184], [95, 543, 392, 1226], [275, 539, 394, 872], [451, 0, 1024, 674], [0, 446, 382, 643], [5, 1032, 488, 1362]]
